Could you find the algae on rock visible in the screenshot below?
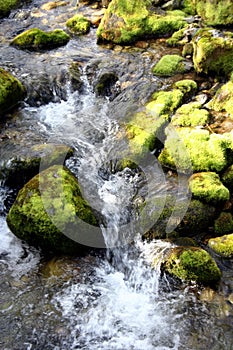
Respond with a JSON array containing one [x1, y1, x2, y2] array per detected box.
[[152, 54, 186, 77], [161, 246, 221, 286], [208, 233, 233, 258], [6, 165, 101, 254], [0, 68, 25, 114], [66, 15, 91, 35], [11, 28, 70, 51]]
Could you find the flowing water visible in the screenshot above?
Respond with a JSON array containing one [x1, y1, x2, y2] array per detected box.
[[0, 1, 233, 349]]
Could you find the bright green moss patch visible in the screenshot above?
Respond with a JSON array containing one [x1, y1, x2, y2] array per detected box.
[[172, 102, 210, 127], [6, 165, 99, 254], [162, 246, 221, 286], [189, 172, 230, 204], [0, 68, 25, 114], [0, 0, 19, 18], [158, 128, 232, 173], [152, 55, 186, 77], [206, 81, 233, 119], [195, 0, 233, 26], [11, 28, 70, 51], [208, 233, 233, 258], [214, 212, 233, 235], [192, 29, 233, 77], [66, 15, 91, 35], [97, 0, 187, 44]]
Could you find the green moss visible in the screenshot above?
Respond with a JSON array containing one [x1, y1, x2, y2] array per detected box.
[[208, 233, 233, 258], [192, 29, 233, 77], [189, 172, 230, 204], [181, 0, 196, 15], [11, 28, 70, 51], [173, 79, 197, 96], [195, 0, 233, 26], [0, 0, 19, 18], [152, 54, 186, 77], [172, 101, 210, 127], [66, 15, 91, 35], [206, 81, 233, 119], [0, 68, 25, 114], [6, 165, 99, 254], [163, 246, 221, 286], [166, 27, 187, 47], [158, 128, 232, 173], [147, 89, 184, 116], [97, 0, 187, 44], [221, 164, 233, 192], [214, 212, 233, 235]]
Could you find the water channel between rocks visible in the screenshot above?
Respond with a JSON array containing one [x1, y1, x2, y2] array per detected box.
[[0, 1, 233, 350]]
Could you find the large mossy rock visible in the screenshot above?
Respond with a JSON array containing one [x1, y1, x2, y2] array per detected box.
[[171, 101, 210, 127], [206, 80, 233, 119], [0, 68, 25, 114], [160, 246, 221, 286], [194, 0, 233, 26], [11, 28, 70, 51], [189, 172, 230, 205], [97, 0, 187, 45], [0, 0, 19, 18], [158, 128, 232, 173], [6, 165, 100, 254], [192, 29, 233, 77], [208, 233, 233, 258]]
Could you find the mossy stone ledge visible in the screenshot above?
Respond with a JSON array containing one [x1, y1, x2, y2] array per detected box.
[[208, 233, 233, 259], [11, 28, 70, 51], [0, 68, 25, 114], [192, 29, 233, 77], [6, 165, 100, 255], [160, 246, 221, 286], [194, 0, 233, 26]]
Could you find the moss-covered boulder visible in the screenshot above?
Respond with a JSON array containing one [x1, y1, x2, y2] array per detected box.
[[0, 0, 19, 18], [214, 212, 233, 235], [6, 165, 101, 254], [189, 172, 230, 204], [97, 0, 187, 45], [66, 15, 91, 35], [194, 0, 233, 26], [206, 81, 233, 119], [158, 128, 232, 173], [160, 246, 221, 286], [11, 28, 70, 51], [208, 233, 233, 258], [0, 143, 74, 189], [192, 29, 233, 77], [152, 54, 188, 77], [171, 101, 210, 127], [0, 68, 25, 114]]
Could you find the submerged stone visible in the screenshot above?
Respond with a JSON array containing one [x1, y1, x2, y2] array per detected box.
[[189, 172, 230, 204], [0, 68, 25, 114], [66, 15, 91, 35], [11, 28, 70, 51], [6, 165, 100, 254], [192, 29, 233, 77], [97, 0, 187, 44], [161, 246, 221, 286], [208, 233, 233, 258]]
